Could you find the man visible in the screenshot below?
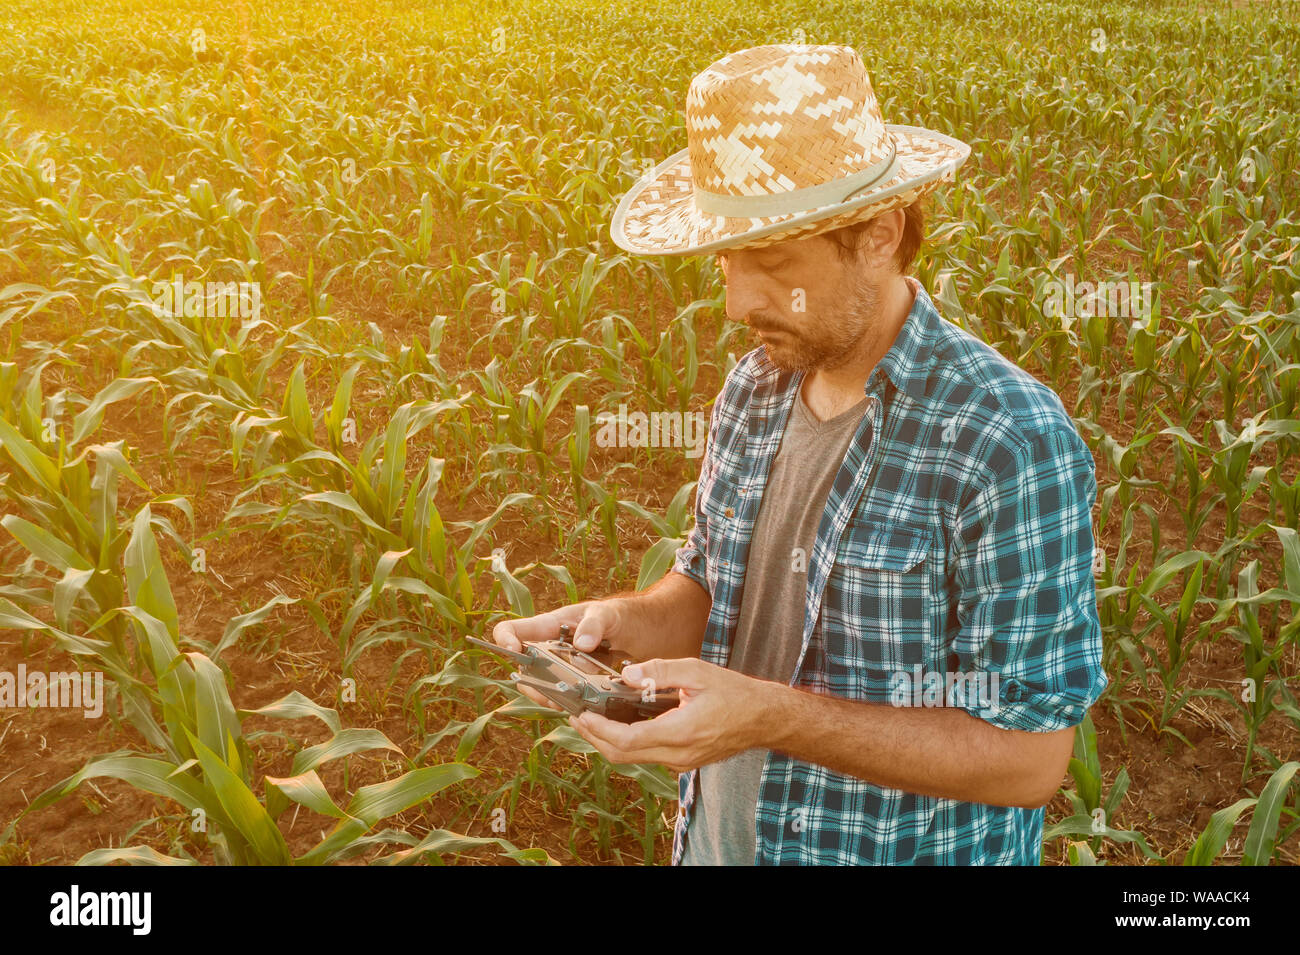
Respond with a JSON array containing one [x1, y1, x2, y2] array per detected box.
[[494, 44, 1107, 864]]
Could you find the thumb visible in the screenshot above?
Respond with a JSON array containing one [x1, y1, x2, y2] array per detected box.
[[621, 657, 708, 692], [571, 602, 620, 651]]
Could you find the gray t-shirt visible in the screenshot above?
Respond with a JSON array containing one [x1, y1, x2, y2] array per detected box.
[[681, 385, 870, 865]]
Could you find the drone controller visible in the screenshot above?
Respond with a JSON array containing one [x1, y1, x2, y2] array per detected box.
[[467, 624, 679, 723]]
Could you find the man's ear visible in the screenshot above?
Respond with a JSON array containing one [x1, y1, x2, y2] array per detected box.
[[859, 208, 906, 271]]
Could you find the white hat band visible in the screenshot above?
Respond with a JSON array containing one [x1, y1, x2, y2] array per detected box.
[[691, 139, 899, 219]]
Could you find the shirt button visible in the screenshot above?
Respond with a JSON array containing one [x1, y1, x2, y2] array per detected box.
[[724, 507, 735, 518]]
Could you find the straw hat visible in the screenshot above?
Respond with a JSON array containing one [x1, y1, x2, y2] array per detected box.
[[609, 44, 971, 256]]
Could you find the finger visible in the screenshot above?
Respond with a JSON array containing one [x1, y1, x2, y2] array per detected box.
[[576, 704, 695, 755], [569, 713, 637, 762], [620, 656, 710, 694], [491, 614, 554, 650], [516, 683, 562, 710], [490, 618, 524, 652], [492, 605, 588, 650], [573, 711, 698, 767], [572, 710, 633, 749], [571, 602, 620, 651]]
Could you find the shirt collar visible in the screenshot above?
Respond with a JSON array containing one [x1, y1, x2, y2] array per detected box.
[[749, 274, 938, 404]]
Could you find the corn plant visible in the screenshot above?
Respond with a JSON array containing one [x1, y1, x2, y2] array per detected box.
[[618, 480, 697, 590], [5, 515, 535, 865], [1183, 762, 1300, 865], [1203, 541, 1300, 781], [1044, 714, 1160, 861]]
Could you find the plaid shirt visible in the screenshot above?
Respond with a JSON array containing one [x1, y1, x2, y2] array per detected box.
[[670, 276, 1108, 865]]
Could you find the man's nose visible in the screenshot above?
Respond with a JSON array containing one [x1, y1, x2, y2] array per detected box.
[[724, 273, 770, 328]]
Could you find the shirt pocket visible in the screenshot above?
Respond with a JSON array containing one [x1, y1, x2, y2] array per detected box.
[[697, 473, 740, 592], [820, 520, 937, 677]]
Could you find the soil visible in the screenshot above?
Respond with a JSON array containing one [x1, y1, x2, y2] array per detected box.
[[2, 42, 1297, 867]]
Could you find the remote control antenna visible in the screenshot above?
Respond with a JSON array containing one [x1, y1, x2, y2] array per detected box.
[[465, 636, 531, 666]]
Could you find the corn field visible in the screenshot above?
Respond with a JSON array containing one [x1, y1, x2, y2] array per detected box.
[[0, 0, 1297, 867]]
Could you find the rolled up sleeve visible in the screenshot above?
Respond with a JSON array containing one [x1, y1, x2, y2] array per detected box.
[[672, 402, 722, 593], [947, 428, 1108, 732]]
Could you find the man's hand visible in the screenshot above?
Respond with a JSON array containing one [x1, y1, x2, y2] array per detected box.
[[490, 600, 625, 711], [491, 600, 622, 654], [568, 653, 1076, 807], [489, 572, 711, 712], [567, 657, 776, 773]]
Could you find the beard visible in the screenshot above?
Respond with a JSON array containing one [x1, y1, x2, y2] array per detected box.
[[749, 270, 885, 374]]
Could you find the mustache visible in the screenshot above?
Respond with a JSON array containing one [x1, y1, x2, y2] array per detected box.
[[747, 316, 796, 334]]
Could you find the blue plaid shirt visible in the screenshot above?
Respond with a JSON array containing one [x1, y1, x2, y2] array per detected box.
[[670, 276, 1108, 865]]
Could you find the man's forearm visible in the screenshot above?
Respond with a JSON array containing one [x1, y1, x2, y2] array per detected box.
[[762, 683, 1069, 809], [603, 570, 710, 661]]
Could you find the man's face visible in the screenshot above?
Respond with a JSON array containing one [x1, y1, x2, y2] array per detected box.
[[716, 229, 887, 374]]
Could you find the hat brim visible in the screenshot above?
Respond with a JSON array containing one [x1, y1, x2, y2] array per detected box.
[[609, 125, 971, 256]]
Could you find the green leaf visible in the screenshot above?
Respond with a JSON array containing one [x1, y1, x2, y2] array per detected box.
[[1042, 814, 1162, 860], [124, 506, 180, 641], [291, 728, 403, 776], [326, 362, 361, 447], [185, 729, 291, 865], [76, 846, 197, 866], [1139, 550, 1213, 597], [53, 566, 95, 629], [372, 827, 555, 866], [1243, 761, 1300, 865], [490, 555, 534, 618], [636, 536, 684, 591], [0, 598, 55, 631], [1067, 841, 1101, 865], [1272, 525, 1300, 597], [299, 763, 479, 865], [265, 770, 349, 820], [611, 761, 678, 800], [300, 490, 405, 547], [240, 690, 342, 735], [374, 576, 464, 625], [71, 377, 159, 446], [25, 751, 209, 817], [1, 515, 93, 572], [211, 594, 298, 660], [1183, 798, 1257, 865], [454, 710, 495, 762], [188, 652, 242, 768], [0, 416, 59, 490], [370, 548, 413, 605], [282, 361, 314, 439], [536, 723, 596, 754]]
